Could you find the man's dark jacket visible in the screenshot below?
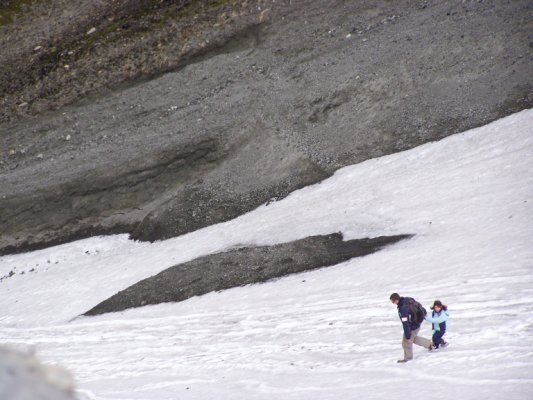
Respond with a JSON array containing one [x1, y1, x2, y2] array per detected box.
[[397, 296, 421, 339]]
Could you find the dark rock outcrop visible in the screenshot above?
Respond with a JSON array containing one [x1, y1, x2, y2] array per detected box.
[[84, 233, 412, 315]]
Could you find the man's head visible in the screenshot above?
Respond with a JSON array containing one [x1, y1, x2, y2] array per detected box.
[[389, 293, 401, 305]]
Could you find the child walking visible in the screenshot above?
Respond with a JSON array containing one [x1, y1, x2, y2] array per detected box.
[[425, 300, 449, 349]]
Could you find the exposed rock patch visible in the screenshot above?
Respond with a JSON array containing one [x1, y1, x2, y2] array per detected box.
[[83, 233, 412, 316]]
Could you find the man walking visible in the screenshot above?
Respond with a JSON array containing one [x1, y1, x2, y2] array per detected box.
[[390, 292, 432, 363]]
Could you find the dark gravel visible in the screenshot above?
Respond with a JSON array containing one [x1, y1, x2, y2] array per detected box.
[[83, 233, 412, 316], [1, 0, 532, 254]]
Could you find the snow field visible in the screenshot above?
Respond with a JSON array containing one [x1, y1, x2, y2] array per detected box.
[[1, 110, 533, 399]]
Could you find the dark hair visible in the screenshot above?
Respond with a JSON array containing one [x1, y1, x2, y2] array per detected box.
[[390, 293, 401, 301], [430, 300, 448, 311]]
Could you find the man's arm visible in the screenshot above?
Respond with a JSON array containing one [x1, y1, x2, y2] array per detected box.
[[400, 306, 412, 339]]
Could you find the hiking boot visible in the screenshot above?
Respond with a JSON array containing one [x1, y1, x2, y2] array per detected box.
[[397, 359, 410, 363], [441, 341, 448, 348]]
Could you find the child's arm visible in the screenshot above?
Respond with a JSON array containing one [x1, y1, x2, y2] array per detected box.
[[425, 312, 448, 324]]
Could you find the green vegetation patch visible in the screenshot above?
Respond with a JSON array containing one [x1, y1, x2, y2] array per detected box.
[[68, 0, 245, 62], [0, 0, 46, 27]]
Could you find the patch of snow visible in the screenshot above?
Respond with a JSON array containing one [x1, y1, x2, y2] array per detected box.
[[1, 110, 532, 399]]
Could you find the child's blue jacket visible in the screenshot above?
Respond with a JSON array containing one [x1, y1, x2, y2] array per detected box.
[[425, 309, 449, 332]]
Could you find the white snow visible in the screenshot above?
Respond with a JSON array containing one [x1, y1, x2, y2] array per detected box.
[[1, 110, 533, 399]]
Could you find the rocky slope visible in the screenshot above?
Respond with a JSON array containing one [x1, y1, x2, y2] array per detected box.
[[83, 233, 411, 315], [1, 0, 532, 254]]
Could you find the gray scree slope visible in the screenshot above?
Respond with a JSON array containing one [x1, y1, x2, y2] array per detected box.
[[1, 0, 532, 254]]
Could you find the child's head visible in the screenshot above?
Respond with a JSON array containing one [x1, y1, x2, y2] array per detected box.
[[430, 300, 447, 311]]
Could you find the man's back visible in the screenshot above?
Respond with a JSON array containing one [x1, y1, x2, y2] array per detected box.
[[397, 296, 421, 331]]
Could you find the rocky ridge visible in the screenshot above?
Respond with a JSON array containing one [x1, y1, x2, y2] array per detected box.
[[1, 0, 532, 254]]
